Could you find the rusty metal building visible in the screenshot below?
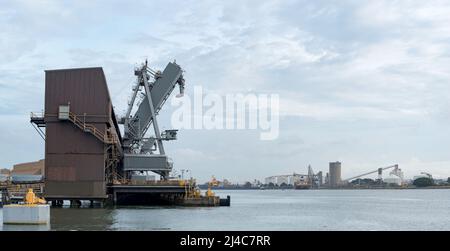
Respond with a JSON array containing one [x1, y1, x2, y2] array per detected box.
[[43, 68, 122, 200]]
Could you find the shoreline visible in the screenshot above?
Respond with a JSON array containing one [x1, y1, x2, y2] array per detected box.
[[209, 186, 450, 191]]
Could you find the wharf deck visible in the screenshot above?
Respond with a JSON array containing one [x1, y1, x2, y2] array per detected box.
[[108, 184, 186, 194]]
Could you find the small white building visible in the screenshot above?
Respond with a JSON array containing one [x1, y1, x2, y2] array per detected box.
[[276, 176, 289, 186], [264, 176, 277, 185]]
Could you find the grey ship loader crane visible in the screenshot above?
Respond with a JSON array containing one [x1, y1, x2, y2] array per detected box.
[[119, 60, 185, 180]]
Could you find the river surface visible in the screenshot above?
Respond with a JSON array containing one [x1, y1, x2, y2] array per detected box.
[[1, 189, 449, 231]]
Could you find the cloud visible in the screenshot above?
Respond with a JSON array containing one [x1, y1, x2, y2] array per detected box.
[[1, 1, 450, 182], [173, 148, 217, 161], [279, 97, 425, 121], [401, 158, 450, 179]]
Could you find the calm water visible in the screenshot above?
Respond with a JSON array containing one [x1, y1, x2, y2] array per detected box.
[[1, 189, 449, 231]]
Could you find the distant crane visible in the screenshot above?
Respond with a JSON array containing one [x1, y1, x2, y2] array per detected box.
[[420, 172, 433, 179], [206, 176, 220, 197], [294, 165, 321, 189], [343, 164, 399, 182]]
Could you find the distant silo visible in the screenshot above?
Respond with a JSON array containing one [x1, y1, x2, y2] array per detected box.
[[317, 171, 323, 186], [329, 161, 342, 188]]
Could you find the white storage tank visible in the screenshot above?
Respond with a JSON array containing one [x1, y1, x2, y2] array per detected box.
[[384, 176, 402, 186]]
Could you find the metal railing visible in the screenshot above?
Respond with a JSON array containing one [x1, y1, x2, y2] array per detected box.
[[30, 111, 45, 119], [68, 112, 120, 145]]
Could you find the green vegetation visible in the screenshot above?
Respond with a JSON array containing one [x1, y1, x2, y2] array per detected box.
[[350, 178, 377, 186], [280, 182, 291, 189], [243, 181, 252, 188]]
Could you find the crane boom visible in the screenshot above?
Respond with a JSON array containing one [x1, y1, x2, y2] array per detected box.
[[126, 62, 184, 140], [343, 164, 398, 182]]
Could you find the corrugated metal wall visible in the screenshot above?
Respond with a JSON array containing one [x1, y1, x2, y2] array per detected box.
[[44, 67, 120, 199]]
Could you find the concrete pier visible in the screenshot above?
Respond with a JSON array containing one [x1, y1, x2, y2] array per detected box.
[[3, 204, 50, 225]]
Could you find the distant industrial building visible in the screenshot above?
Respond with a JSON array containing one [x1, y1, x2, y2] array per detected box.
[[0, 160, 46, 183], [277, 175, 289, 185], [383, 176, 402, 186], [9, 159, 45, 183], [0, 169, 9, 183], [0, 168, 10, 175], [12, 159, 45, 176], [413, 175, 430, 181], [264, 173, 308, 186], [329, 161, 342, 188], [264, 176, 277, 185], [291, 174, 309, 185], [317, 171, 323, 186]]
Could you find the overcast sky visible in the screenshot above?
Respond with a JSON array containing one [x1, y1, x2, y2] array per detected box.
[[1, 0, 450, 182]]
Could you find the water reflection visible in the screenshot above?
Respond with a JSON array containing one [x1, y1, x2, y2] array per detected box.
[[2, 190, 450, 231], [2, 223, 50, 231], [51, 207, 115, 231]]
